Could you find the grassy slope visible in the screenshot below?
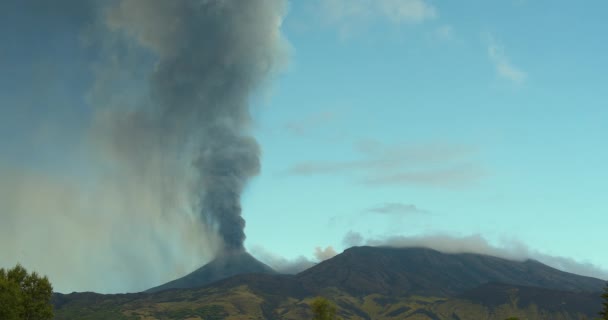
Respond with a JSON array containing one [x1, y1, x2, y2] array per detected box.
[[54, 284, 597, 320]]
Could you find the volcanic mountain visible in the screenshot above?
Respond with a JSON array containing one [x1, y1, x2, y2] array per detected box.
[[54, 246, 606, 319], [146, 250, 277, 293], [296, 246, 605, 296]]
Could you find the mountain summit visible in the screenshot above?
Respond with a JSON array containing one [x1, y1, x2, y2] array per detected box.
[[146, 250, 276, 293], [297, 246, 605, 296]]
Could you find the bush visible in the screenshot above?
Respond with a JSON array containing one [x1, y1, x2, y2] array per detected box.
[[310, 296, 339, 320]]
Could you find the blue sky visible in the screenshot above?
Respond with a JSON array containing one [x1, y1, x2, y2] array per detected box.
[[1, 0, 607, 293], [245, 0, 608, 272]]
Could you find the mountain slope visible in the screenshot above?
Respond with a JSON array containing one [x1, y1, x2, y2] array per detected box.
[[296, 246, 605, 297], [458, 282, 602, 315], [53, 246, 606, 319], [53, 281, 603, 320], [146, 250, 277, 293]]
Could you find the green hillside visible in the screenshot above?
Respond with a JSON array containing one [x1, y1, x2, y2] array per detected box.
[[54, 283, 600, 320], [53, 247, 604, 319]]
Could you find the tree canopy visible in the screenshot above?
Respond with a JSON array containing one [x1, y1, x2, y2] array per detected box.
[[310, 296, 339, 320], [0, 264, 54, 320]]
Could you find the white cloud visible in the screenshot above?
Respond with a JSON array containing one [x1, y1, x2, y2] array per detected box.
[[249, 245, 316, 274], [319, 0, 437, 36], [250, 245, 338, 274], [487, 36, 527, 84]]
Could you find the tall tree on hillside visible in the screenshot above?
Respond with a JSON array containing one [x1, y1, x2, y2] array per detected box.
[[0, 273, 22, 320], [311, 296, 339, 320], [600, 282, 608, 319], [0, 264, 54, 320]]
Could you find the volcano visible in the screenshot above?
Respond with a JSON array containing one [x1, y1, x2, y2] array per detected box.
[[146, 250, 277, 293], [296, 246, 605, 296], [56, 246, 606, 319]]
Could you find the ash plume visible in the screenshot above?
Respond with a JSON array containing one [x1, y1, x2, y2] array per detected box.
[[0, 0, 287, 293], [103, 0, 287, 252]]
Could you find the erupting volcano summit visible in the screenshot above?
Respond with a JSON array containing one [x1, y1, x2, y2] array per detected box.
[[147, 249, 276, 293]]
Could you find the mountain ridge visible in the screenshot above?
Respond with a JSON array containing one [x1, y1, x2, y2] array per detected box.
[[53, 246, 606, 319], [296, 246, 604, 297]]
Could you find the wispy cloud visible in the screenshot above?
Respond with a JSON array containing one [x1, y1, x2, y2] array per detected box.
[[286, 140, 485, 188], [289, 140, 476, 174], [249, 245, 337, 274], [249, 245, 316, 274], [319, 0, 437, 37], [362, 164, 485, 188], [366, 202, 430, 215], [376, 0, 438, 24], [343, 231, 608, 280], [285, 111, 337, 136], [487, 35, 527, 84]]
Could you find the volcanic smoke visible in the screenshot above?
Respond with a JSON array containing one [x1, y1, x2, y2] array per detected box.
[[105, 0, 287, 253]]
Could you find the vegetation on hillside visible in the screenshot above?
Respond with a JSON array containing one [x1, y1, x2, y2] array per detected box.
[[600, 282, 608, 319], [310, 297, 339, 320], [0, 264, 54, 320], [53, 283, 602, 320]]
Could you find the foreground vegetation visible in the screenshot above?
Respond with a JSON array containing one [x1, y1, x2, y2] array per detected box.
[[52, 283, 608, 320], [311, 297, 339, 320], [600, 283, 608, 319], [0, 264, 54, 320]]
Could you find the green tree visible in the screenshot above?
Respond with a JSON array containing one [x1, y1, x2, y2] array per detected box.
[[0, 264, 54, 320], [600, 282, 608, 319], [0, 273, 23, 320], [310, 296, 338, 320], [504, 317, 520, 320]]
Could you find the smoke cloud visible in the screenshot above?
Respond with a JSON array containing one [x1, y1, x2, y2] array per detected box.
[[0, 163, 221, 293], [102, 0, 287, 251], [0, 0, 287, 293], [314, 246, 338, 261]]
